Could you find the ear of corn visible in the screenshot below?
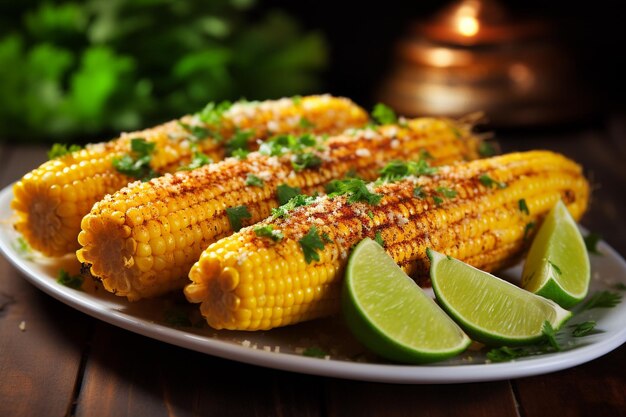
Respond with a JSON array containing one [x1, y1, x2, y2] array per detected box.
[[184, 150, 590, 331], [76, 117, 481, 300], [12, 95, 367, 256]]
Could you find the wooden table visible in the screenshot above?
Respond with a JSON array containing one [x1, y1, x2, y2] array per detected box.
[[1, 119, 625, 417]]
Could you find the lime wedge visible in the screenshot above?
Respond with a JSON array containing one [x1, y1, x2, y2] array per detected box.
[[427, 248, 572, 346], [521, 200, 590, 308], [342, 238, 471, 364]]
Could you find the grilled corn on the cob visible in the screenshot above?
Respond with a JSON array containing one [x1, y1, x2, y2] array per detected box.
[[77, 117, 481, 300], [184, 150, 590, 331], [12, 95, 367, 256]]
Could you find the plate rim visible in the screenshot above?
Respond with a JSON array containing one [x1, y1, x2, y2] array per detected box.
[[1, 184, 625, 384]]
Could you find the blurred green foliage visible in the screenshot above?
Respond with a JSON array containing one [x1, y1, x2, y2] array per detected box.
[[0, 0, 328, 142]]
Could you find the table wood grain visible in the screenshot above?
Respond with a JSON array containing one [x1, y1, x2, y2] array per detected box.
[[1, 117, 625, 417]]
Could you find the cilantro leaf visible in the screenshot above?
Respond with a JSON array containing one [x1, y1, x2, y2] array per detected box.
[[225, 205, 251, 232], [302, 346, 327, 358], [523, 222, 535, 240], [57, 269, 83, 290], [12, 237, 33, 260], [276, 184, 302, 205], [542, 321, 562, 351], [253, 225, 284, 242], [232, 149, 250, 159], [292, 152, 322, 171], [226, 129, 254, 156], [299, 117, 315, 129], [259, 133, 317, 157], [271, 194, 316, 219], [578, 291, 622, 311], [374, 231, 385, 247], [371, 103, 397, 125], [48, 143, 82, 160], [245, 174, 264, 187], [327, 178, 382, 205], [486, 346, 528, 362], [178, 149, 212, 171], [478, 141, 497, 157], [197, 100, 232, 126], [299, 226, 326, 263], [177, 121, 213, 142], [379, 160, 437, 182], [518, 198, 529, 215], [436, 186, 457, 199], [479, 174, 507, 189], [413, 186, 426, 199], [112, 138, 158, 181], [584, 232, 602, 255], [571, 321, 597, 337]]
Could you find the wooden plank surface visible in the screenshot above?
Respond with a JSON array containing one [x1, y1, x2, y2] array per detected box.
[[0, 146, 92, 417]]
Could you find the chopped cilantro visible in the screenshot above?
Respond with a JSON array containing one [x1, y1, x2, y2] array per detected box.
[[433, 195, 444, 205], [245, 174, 264, 187], [225, 205, 252, 232], [436, 186, 457, 199], [253, 225, 284, 242], [571, 321, 597, 337], [518, 198, 529, 215], [276, 184, 302, 205], [379, 160, 437, 182], [259, 133, 317, 157], [299, 117, 316, 129], [48, 143, 82, 160], [292, 152, 322, 171], [197, 100, 232, 126], [584, 232, 602, 255], [523, 222, 535, 240], [367, 210, 374, 220], [231, 149, 250, 159], [419, 149, 434, 160], [479, 174, 507, 189], [112, 138, 158, 181], [413, 186, 426, 199], [542, 321, 561, 351], [57, 269, 83, 290], [271, 194, 316, 219], [299, 226, 326, 263], [486, 346, 528, 362], [12, 237, 33, 259], [321, 232, 333, 244], [327, 178, 382, 205], [478, 141, 497, 157], [371, 103, 397, 125], [615, 283, 626, 291], [225, 129, 254, 156], [164, 309, 192, 327], [292, 95, 302, 105], [374, 231, 384, 247], [178, 149, 212, 171], [177, 120, 212, 142], [450, 125, 462, 138], [548, 260, 562, 276], [578, 291, 622, 311], [302, 346, 327, 358]]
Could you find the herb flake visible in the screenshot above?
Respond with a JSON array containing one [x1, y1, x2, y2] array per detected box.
[[519, 198, 529, 215], [245, 174, 264, 187], [48, 143, 82, 160], [57, 269, 83, 290], [571, 321, 597, 337], [226, 205, 252, 232], [112, 138, 158, 181], [276, 184, 302, 205], [299, 226, 326, 264], [271, 194, 316, 219], [327, 178, 382, 205], [479, 174, 507, 189], [584, 232, 602, 255], [254, 225, 284, 242], [371, 103, 397, 125]]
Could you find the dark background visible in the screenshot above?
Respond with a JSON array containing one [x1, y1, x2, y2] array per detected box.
[[266, 0, 626, 114]]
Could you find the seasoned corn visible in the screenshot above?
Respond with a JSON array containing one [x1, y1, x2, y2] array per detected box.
[[77, 117, 481, 300], [12, 95, 367, 256], [184, 150, 590, 331]]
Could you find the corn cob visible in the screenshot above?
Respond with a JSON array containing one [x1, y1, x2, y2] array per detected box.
[[11, 95, 367, 257], [184, 150, 590, 331], [76, 117, 481, 300]]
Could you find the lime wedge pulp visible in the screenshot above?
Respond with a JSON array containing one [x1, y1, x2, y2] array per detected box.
[[522, 200, 590, 308], [428, 249, 572, 346], [342, 238, 471, 364]]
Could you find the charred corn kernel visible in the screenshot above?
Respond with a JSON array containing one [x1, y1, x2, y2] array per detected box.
[[185, 150, 590, 331], [78, 116, 482, 300], [13, 95, 367, 257]]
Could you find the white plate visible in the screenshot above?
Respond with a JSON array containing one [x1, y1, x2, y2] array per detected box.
[[1, 185, 625, 384]]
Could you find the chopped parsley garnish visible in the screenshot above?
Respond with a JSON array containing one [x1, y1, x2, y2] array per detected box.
[[57, 269, 83, 290], [478, 141, 497, 157], [479, 174, 506, 189], [12, 237, 33, 259], [253, 225, 284, 242], [178, 148, 212, 171], [292, 152, 322, 171], [225, 129, 254, 156], [292, 95, 302, 105], [245, 174, 264, 187], [164, 309, 192, 327], [48, 143, 82, 160], [419, 149, 434, 160], [322, 232, 333, 244], [197, 100, 232, 126], [436, 187, 457, 199], [276, 184, 302, 205], [299, 117, 316, 129], [449, 125, 462, 138], [374, 231, 385, 247], [578, 291, 622, 311], [259, 133, 317, 157], [433, 196, 444, 205], [271, 194, 316, 219], [327, 178, 382, 205], [486, 346, 528, 362], [367, 211, 374, 220], [177, 120, 212, 142], [518, 198, 529, 215], [231, 149, 250, 159], [413, 186, 426, 199], [378, 160, 437, 182], [112, 138, 158, 181], [302, 346, 327, 358], [542, 321, 561, 351], [571, 321, 597, 337], [225, 205, 251, 232], [371, 103, 397, 125], [583, 232, 602, 255], [299, 226, 327, 263], [523, 222, 535, 240]]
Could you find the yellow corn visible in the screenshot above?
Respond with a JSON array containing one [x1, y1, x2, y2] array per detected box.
[[77, 117, 481, 300], [12, 95, 367, 256], [184, 150, 590, 331]]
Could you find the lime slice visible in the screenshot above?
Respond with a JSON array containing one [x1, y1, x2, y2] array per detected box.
[[342, 238, 471, 364], [521, 200, 590, 308], [427, 248, 572, 346]]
